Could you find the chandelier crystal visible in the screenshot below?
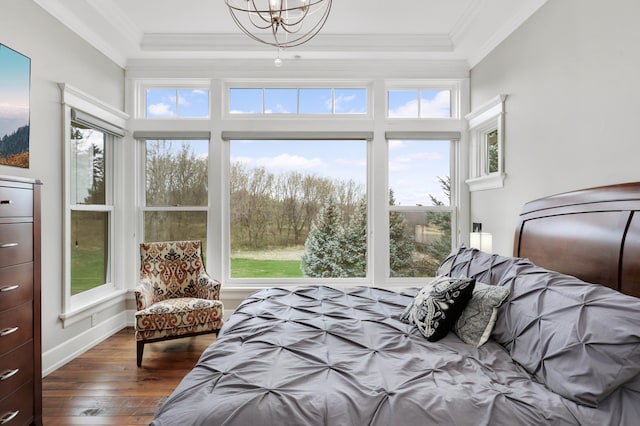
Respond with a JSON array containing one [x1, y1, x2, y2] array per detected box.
[[225, 0, 332, 49]]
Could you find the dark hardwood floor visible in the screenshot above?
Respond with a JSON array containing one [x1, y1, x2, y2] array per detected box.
[[42, 327, 217, 425]]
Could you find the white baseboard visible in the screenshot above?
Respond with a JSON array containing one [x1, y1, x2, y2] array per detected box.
[[42, 311, 129, 377]]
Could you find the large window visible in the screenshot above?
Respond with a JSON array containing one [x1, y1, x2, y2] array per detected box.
[[229, 139, 367, 278], [69, 123, 112, 295], [133, 78, 466, 287], [142, 139, 209, 249], [388, 139, 453, 277]]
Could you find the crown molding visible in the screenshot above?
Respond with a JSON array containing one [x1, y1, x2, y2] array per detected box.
[[125, 58, 470, 80], [140, 33, 454, 54]]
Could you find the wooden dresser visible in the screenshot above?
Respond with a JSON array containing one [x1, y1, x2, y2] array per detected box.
[[0, 176, 41, 426]]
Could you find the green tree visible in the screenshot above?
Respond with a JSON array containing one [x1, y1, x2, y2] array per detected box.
[[425, 175, 452, 274], [389, 190, 417, 277], [342, 197, 367, 277], [301, 197, 347, 277]]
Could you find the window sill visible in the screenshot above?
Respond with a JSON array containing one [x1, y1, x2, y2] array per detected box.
[[466, 173, 506, 192], [59, 289, 128, 328]]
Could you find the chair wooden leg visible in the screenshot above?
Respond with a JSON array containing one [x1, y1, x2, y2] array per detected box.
[[137, 341, 144, 367]]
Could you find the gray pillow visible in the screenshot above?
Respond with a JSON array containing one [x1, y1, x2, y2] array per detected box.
[[492, 263, 640, 407], [400, 276, 475, 342], [453, 282, 509, 347]]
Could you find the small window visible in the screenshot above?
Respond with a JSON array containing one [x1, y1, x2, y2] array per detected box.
[[388, 89, 451, 118], [146, 88, 209, 118], [466, 95, 507, 191]]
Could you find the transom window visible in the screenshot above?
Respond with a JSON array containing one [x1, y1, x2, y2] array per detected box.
[[387, 83, 460, 119], [229, 87, 368, 115], [145, 88, 210, 118]]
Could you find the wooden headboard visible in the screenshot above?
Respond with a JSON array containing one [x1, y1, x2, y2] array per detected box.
[[514, 182, 640, 297]]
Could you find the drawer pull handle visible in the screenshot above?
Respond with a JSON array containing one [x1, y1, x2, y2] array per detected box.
[[0, 243, 18, 249], [0, 285, 19, 292], [0, 200, 11, 205], [0, 411, 19, 424], [0, 369, 18, 381], [0, 327, 18, 337]]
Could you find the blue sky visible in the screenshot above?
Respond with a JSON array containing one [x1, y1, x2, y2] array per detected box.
[[0, 45, 30, 138]]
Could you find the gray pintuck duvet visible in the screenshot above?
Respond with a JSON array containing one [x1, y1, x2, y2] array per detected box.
[[151, 250, 640, 426]]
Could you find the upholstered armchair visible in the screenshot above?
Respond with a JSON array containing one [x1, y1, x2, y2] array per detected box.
[[134, 240, 224, 367]]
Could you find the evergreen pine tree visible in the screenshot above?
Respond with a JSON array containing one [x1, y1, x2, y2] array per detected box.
[[426, 176, 452, 274], [389, 190, 417, 277], [301, 197, 348, 277], [342, 198, 367, 277]]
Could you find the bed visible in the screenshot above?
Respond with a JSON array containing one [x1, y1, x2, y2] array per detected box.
[[151, 182, 640, 426]]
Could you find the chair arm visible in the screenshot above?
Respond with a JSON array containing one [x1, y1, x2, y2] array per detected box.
[[134, 277, 156, 311], [197, 271, 221, 300]]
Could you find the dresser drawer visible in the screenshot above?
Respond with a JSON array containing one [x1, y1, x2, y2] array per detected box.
[[0, 303, 32, 357], [0, 224, 33, 268], [0, 380, 33, 425], [0, 186, 32, 218], [0, 341, 33, 399], [0, 264, 33, 313]]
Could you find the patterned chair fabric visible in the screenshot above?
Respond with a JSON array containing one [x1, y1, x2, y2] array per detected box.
[[134, 240, 224, 366]]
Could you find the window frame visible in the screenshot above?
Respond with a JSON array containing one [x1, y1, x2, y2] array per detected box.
[[60, 83, 128, 326], [135, 78, 211, 119], [137, 137, 211, 245], [386, 137, 459, 284], [386, 80, 461, 120], [222, 135, 372, 285], [130, 77, 468, 290], [465, 94, 507, 191], [222, 80, 373, 119]]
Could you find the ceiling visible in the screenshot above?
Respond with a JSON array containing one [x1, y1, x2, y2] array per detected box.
[[33, 0, 548, 68]]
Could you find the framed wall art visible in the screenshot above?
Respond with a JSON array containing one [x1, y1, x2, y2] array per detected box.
[[0, 43, 30, 168]]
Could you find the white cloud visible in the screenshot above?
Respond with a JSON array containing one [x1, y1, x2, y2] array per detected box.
[[264, 104, 291, 114], [388, 140, 405, 151], [389, 99, 419, 117], [420, 90, 451, 118], [0, 103, 29, 120], [147, 103, 174, 117], [232, 153, 326, 172], [388, 90, 451, 118], [390, 151, 442, 172]]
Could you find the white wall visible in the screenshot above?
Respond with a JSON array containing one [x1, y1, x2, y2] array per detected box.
[[469, 0, 640, 255], [0, 0, 125, 373]]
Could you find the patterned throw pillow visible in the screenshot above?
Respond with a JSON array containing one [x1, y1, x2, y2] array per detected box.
[[400, 276, 476, 342], [453, 282, 510, 347]]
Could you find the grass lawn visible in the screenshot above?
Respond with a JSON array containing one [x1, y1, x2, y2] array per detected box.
[[71, 249, 106, 295], [231, 258, 303, 278], [71, 248, 305, 292]]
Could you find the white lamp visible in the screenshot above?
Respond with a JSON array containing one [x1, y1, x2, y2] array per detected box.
[[470, 232, 493, 253]]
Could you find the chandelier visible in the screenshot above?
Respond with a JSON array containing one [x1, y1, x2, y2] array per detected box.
[[225, 0, 332, 62]]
